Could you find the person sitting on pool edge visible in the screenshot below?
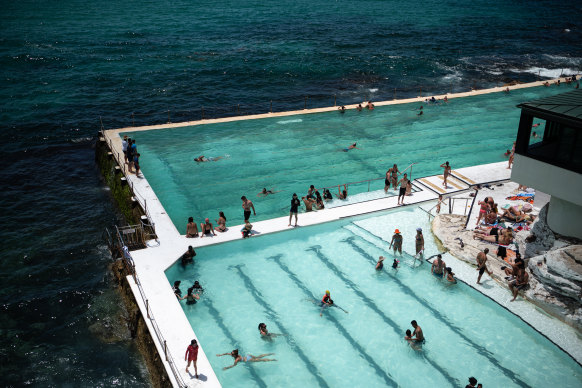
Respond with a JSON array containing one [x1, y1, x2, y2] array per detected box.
[[215, 211, 227, 232], [431, 254, 446, 277], [186, 217, 199, 238], [315, 191, 325, 210], [217, 349, 276, 370], [241, 220, 253, 238], [200, 218, 216, 238], [323, 189, 333, 201]]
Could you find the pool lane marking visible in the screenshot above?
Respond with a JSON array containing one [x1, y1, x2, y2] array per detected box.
[[266, 255, 398, 387], [436, 175, 466, 190], [306, 246, 459, 387], [417, 178, 447, 194], [342, 235, 531, 388], [205, 298, 268, 388], [230, 264, 330, 388], [451, 170, 476, 185]]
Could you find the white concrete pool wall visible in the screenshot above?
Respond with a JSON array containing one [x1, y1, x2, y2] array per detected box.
[[101, 78, 581, 387]]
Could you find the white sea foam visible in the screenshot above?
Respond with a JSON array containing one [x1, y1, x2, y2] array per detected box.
[[368, 88, 378, 93], [522, 67, 580, 78], [277, 119, 302, 124]]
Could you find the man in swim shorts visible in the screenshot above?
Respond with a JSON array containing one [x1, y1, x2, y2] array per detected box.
[[431, 254, 446, 277], [397, 173, 409, 205], [241, 196, 256, 221], [410, 320, 424, 343]]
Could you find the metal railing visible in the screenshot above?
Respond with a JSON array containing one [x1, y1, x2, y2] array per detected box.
[[117, 245, 187, 388], [102, 135, 157, 238]]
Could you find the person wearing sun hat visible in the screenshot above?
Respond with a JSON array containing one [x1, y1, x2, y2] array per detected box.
[[389, 229, 403, 255], [375, 256, 385, 270]]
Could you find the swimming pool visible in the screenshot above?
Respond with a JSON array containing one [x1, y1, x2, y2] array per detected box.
[[127, 85, 574, 230], [165, 206, 582, 387]]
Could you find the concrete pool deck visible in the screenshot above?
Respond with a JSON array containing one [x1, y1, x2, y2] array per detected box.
[[100, 77, 582, 387]]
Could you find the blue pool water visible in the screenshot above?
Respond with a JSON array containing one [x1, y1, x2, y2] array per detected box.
[[165, 206, 582, 387], [129, 84, 575, 229]]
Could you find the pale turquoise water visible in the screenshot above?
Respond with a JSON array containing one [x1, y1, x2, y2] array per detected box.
[[127, 85, 575, 230], [165, 206, 582, 387]]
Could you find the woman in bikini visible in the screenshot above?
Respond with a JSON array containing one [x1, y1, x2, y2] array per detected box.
[[440, 161, 451, 187], [485, 203, 498, 224], [215, 211, 227, 232], [389, 164, 400, 190], [475, 200, 490, 226], [186, 217, 199, 238], [217, 349, 276, 370], [200, 218, 216, 237]]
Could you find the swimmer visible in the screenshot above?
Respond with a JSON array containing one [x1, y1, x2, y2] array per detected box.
[[336, 184, 348, 200], [410, 320, 424, 343], [302, 196, 316, 212], [415, 228, 424, 256], [181, 286, 201, 304], [504, 87, 510, 93], [217, 349, 276, 370], [320, 290, 333, 316], [367, 101, 375, 110], [338, 105, 346, 113], [258, 323, 285, 339], [180, 246, 196, 265], [200, 218, 216, 238], [194, 155, 224, 162], [417, 110, 423, 116], [356, 103, 363, 111], [443, 96, 448, 103], [257, 188, 281, 197], [531, 131, 539, 138], [389, 229, 403, 255], [392, 258, 399, 270], [376, 256, 385, 270], [532, 123, 542, 128], [342, 142, 359, 152], [397, 173, 409, 205], [404, 329, 412, 341]]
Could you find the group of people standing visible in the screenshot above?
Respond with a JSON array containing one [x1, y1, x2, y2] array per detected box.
[[121, 135, 141, 176], [384, 164, 412, 205]]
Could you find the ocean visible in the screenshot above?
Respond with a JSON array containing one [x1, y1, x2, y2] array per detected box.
[[0, 0, 580, 385]]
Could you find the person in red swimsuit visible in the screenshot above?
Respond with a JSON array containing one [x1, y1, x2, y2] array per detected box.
[[185, 339, 199, 378]]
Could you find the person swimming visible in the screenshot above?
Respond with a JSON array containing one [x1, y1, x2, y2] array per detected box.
[[194, 155, 224, 162], [217, 349, 276, 370], [257, 188, 281, 197], [258, 323, 284, 339], [320, 290, 333, 316], [342, 143, 359, 152]]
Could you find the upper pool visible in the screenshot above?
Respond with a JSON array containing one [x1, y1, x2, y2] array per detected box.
[[165, 205, 582, 387], [126, 85, 574, 230]]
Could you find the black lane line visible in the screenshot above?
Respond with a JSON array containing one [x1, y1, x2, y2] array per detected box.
[[306, 245, 459, 387], [342, 235, 531, 388], [266, 254, 398, 387], [230, 264, 330, 388], [205, 298, 268, 388]]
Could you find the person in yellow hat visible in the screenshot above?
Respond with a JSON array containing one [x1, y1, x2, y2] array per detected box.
[[320, 290, 333, 316], [389, 229, 403, 255]]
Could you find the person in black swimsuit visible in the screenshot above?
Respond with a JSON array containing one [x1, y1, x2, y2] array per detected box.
[[289, 193, 300, 227], [200, 218, 216, 238]]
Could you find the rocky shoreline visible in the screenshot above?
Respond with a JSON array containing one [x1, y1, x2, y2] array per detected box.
[[431, 204, 582, 331]]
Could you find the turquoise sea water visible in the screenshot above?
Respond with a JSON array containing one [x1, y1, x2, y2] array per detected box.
[[1, 0, 581, 385], [130, 85, 573, 228], [166, 206, 582, 387]]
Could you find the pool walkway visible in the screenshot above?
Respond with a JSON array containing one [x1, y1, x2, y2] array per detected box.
[[100, 77, 581, 388]]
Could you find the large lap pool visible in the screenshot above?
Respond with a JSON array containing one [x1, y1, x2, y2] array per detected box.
[[165, 206, 582, 387], [127, 85, 573, 230]]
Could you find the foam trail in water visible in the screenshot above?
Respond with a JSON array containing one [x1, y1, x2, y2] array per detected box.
[[277, 119, 303, 124]]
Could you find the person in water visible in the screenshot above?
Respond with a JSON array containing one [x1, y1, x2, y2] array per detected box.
[[192, 280, 204, 294], [375, 256, 385, 270], [315, 190, 325, 210], [431, 254, 446, 277], [415, 228, 424, 256], [217, 349, 276, 370], [410, 320, 424, 343], [445, 267, 457, 283], [173, 281, 182, 299], [392, 258, 399, 270], [320, 290, 333, 316], [343, 143, 359, 152], [194, 155, 224, 162], [338, 105, 346, 113], [389, 229, 403, 255], [302, 196, 316, 212], [323, 189, 333, 201], [181, 286, 201, 304], [258, 323, 283, 339], [200, 218, 216, 238], [258, 188, 274, 197], [356, 103, 363, 111], [367, 101, 375, 110], [186, 217, 199, 238], [336, 184, 348, 200], [180, 246, 196, 265]]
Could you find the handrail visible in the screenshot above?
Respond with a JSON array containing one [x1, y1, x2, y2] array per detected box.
[[119, 246, 187, 388], [464, 189, 479, 230]]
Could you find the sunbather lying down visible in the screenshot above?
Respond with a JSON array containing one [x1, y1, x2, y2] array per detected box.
[[473, 227, 513, 245], [501, 206, 535, 223]]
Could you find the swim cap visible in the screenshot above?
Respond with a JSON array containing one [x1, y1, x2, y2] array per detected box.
[[205, 218, 209, 222], [325, 290, 330, 295], [416, 228, 422, 232]]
